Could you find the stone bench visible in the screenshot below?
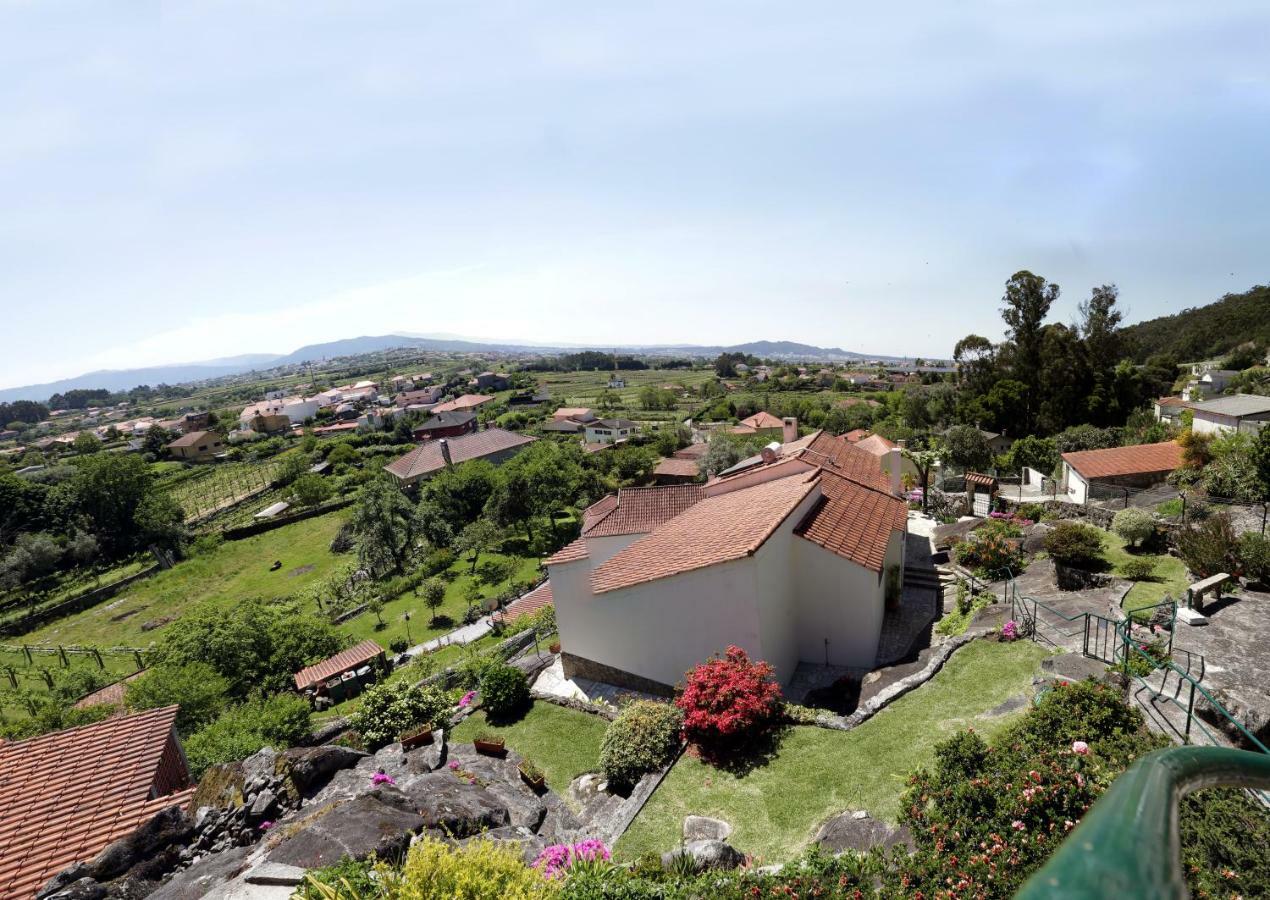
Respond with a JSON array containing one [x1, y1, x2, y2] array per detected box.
[[1185, 573, 1231, 614]]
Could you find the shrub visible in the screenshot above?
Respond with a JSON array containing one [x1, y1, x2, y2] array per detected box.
[[349, 681, 451, 750], [394, 835, 555, 899], [1175, 514, 1240, 578], [1119, 558, 1157, 581], [676, 646, 782, 751], [599, 700, 684, 791], [125, 662, 230, 735], [1017, 502, 1047, 523], [953, 521, 1026, 577], [1111, 507, 1155, 548], [293, 856, 380, 899], [456, 649, 500, 690], [1043, 522, 1106, 569], [479, 663, 529, 720], [1239, 532, 1270, 585], [184, 694, 312, 779]]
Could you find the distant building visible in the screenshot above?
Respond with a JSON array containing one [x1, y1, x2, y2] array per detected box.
[[469, 372, 510, 392], [730, 411, 786, 436], [1060, 441, 1183, 504], [412, 411, 477, 441], [584, 418, 639, 445], [1188, 394, 1270, 436], [432, 394, 496, 414], [166, 430, 224, 462]]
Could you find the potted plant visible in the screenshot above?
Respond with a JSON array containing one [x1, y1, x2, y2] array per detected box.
[[473, 731, 506, 756], [518, 758, 545, 792], [400, 723, 435, 750]]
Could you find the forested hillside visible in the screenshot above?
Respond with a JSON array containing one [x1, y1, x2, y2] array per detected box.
[[1122, 285, 1270, 362]]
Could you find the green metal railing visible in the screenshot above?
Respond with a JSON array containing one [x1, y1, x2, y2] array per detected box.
[[1017, 746, 1270, 899]]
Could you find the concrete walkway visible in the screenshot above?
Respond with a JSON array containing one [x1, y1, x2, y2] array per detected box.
[[403, 617, 493, 659], [532, 657, 658, 706]]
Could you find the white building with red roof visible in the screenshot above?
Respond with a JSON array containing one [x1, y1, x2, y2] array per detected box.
[[546, 431, 908, 694]]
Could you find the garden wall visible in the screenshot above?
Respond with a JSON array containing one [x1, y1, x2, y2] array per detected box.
[[220, 498, 355, 541], [0, 564, 162, 637]]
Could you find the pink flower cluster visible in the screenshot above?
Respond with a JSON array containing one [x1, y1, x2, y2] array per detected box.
[[1071, 740, 1089, 756], [1001, 620, 1019, 641], [532, 839, 611, 879], [458, 690, 476, 709], [371, 771, 396, 786]]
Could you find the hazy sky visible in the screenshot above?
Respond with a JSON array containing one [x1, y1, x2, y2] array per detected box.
[[2, 1, 1268, 389]]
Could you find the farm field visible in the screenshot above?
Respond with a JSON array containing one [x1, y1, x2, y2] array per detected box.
[[159, 454, 301, 522], [12, 511, 349, 649], [534, 369, 714, 422], [0, 556, 153, 631]]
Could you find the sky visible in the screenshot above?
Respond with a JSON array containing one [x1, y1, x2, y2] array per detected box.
[[1, 1, 1268, 389]]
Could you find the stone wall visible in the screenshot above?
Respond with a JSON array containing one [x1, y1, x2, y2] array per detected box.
[[560, 651, 675, 697]]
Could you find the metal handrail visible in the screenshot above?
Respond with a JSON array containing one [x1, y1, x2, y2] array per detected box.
[[1017, 746, 1270, 899]]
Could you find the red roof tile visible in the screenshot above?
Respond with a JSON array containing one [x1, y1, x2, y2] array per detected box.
[[72, 671, 144, 711], [739, 411, 784, 430], [384, 428, 536, 482], [854, 433, 896, 457], [1061, 441, 1183, 480], [582, 484, 706, 537], [0, 707, 194, 900], [432, 394, 495, 413], [796, 471, 907, 572], [294, 639, 386, 691], [545, 537, 590, 565], [493, 580, 553, 624], [798, 431, 892, 494], [671, 443, 709, 460], [653, 457, 700, 478], [590, 474, 818, 594]]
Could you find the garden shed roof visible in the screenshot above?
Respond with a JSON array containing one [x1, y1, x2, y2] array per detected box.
[[1061, 441, 1183, 480], [294, 639, 386, 691]]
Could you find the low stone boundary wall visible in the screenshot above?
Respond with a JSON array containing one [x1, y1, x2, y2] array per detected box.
[[0, 564, 161, 637], [220, 498, 354, 540]]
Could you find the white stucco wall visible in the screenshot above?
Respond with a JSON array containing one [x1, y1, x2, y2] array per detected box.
[[791, 539, 884, 668], [750, 490, 822, 682], [583, 534, 643, 567], [1191, 412, 1234, 436], [1063, 463, 1089, 504]]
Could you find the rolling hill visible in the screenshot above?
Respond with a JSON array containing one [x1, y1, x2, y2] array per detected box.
[[1123, 285, 1270, 363]]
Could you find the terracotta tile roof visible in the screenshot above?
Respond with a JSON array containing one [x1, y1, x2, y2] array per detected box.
[[581, 494, 619, 531], [843, 428, 870, 442], [854, 433, 896, 457], [581, 485, 706, 537], [738, 411, 784, 429], [1061, 441, 1183, 480], [72, 671, 145, 711], [590, 474, 818, 594], [384, 428, 536, 481], [493, 580, 553, 624], [552, 407, 593, 420], [653, 457, 700, 478], [965, 471, 997, 487], [797, 431, 891, 494], [165, 429, 217, 448], [1155, 397, 1190, 408], [0, 707, 194, 900], [795, 470, 907, 572], [546, 537, 589, 566], [432, 394, 495, 413], [294, 639, 385, 691], [672, 443, 709, 460]]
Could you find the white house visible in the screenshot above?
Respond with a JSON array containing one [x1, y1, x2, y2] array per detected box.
[[1059, 441, 1183, 505], [1188, 394, 1270, 436], [1182, 369, 1240, 402], [546, 431, 907, 693], [584, 418, 639, 445]]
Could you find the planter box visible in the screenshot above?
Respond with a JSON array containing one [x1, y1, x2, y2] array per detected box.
[[519, 767, 546, 792], [400, 725, 435, 750], [474, 737, 506, 757]]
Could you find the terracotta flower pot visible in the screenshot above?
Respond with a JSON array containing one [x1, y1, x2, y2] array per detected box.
[[474, 737, 506, 756], [400, 724, 435, 750]]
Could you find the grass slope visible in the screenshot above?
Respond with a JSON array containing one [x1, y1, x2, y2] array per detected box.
[[1100, 531, 1188, 615], [618, 639, 1049, 863], [451, 702, 608, 801]]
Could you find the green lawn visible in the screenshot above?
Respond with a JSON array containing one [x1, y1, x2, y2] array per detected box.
[[1100, 531, 1189, 615], [617, 639, 1049, 864], [14, 511, 349, 648], [451, 701, 609, 800]]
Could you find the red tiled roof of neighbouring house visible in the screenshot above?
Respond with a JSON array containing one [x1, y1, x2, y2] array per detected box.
[[795, 431, 892, 494], [738, 411, 784, 430], [493, 580, 553, 625], [843, 428, 870, 443], [72, 671, 145, 712], [384, 428, 536, 481], [1061, 441, 1184, 480], [294, 639, 386, 691], [1155, 397, 1190, 408], [165, 429, 217, 448], [432, 394, 495, 413], [965, 471, 997, 487], [590, 474, 818, 594], [581, 494, 619, 531], [653, 457, 700, 478], [581, 484, 706, 537], [552, 407, 593, 420], [796, 470, 907, 572], [854, 433, 896, 458], [671, 442, 709, 460], [546, 537, 590, 566], [0, 707, 195, 900]]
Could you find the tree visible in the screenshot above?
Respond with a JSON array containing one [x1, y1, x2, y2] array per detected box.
[[943, 425, 992, 472], [72, 454, 180, 556], [1000, 271, 1060, 431], [420, 577, 446, 624], [327, 442, 357, 468], [367, 594, 386, 629], [1111, 508, 1155, 549], [142, 425, 173, 457], [72, 432, 101, 455], [454, 519, 500, 574], [903, 446, 943, 513], [126, 662, 229, 734], [350, 478, 422, 576], [1001, 435, 1059, 476], [290, 473, 333, 508], [702, 435, 761, 476], [421, 460, 500, 537]]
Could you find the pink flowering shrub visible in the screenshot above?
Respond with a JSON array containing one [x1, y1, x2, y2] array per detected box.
[[458, 690, 477, 709], [532, 839, 611, 879], [675, 646, 783, 754], [1001, 619, 1019, 641]]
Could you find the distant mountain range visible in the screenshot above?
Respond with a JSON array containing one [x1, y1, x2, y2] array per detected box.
[[0, 335, 885, 402]]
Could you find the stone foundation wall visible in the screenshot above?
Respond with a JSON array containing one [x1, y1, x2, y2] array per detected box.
[[560, 652, 675, 697]]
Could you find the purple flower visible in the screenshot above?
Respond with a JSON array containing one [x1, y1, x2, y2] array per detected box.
[[458, 690, 476, 709], [259, 820, 274, 831], [532, 839, 612, 879], [371, 772, 396, 786], [448, 760, 460, 770], [1071, 740, 1089, 756]]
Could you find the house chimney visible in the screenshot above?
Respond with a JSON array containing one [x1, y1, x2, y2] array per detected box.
[[888, 439, 904, 496], [439, 438, 453, 468], [782, 417, 798, 444]]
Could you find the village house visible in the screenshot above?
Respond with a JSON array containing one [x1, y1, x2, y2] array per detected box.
[[1153, 396, 1191, 424], [294, 639, 387, 704], [0, 707, 195, 900], [412, 410, 477, 441], [652, 456, 701, 484], [396, 385, 445, 408], [730, 410, 786, 436], [542, 407, 597, 435], [166, 430, 225, 462], [1187, 393, 1270, 436], [469, 371, 510, 391], [1059, 440, 1183, 504], [384, 427, 536, 487], [1182, 368, 1240, 402], [431, 393, 496, 414], [545, 430, 907, 693], [846, 431, 924, 486], [584, 418, 639, 445]]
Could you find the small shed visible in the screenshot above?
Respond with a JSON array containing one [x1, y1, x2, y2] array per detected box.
[[294, 639, 387, 703], [964, 472, 998, 516]]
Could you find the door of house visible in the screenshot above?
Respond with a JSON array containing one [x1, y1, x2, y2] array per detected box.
[[972, 490, 991, 516]]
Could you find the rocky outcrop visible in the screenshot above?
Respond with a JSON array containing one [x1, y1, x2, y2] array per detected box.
[[813, 810, 914, 854], [38, 805, 193, 900], [661, 839, 745, 872], [683, 815, 731, 842], [264, 791, 426, 869]]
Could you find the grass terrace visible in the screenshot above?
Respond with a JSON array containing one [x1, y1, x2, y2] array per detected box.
[[1101, 531, 1189, 616], [451, 701, 608, 802], [618, 639, 1049, 863]]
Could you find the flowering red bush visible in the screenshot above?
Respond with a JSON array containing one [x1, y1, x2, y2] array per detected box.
[[675, 645, 783, 749]]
